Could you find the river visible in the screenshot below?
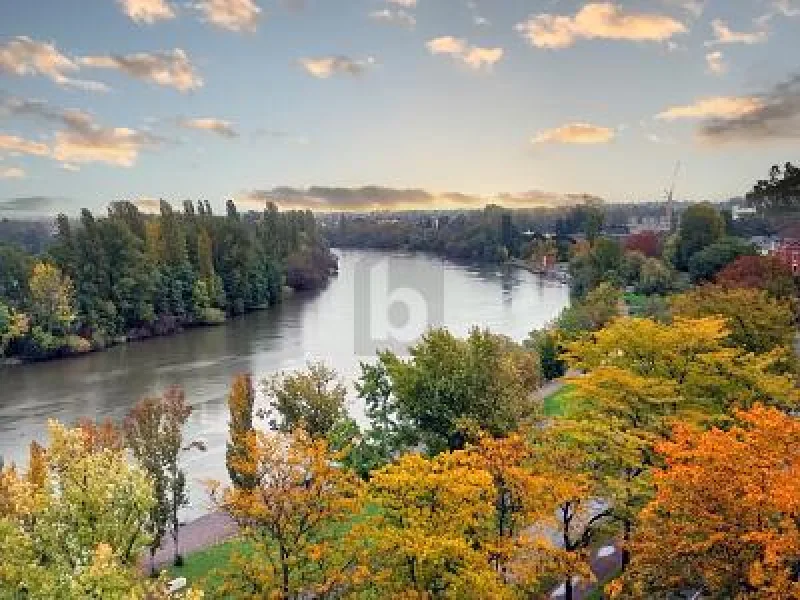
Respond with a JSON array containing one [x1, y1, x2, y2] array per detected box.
[[0, 249, 570, 517]]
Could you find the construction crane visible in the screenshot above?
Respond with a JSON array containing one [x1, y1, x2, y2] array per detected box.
[[664, 160, 681, 231]]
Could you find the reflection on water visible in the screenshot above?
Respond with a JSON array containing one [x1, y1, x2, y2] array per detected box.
[[0, 249, 569, 516]]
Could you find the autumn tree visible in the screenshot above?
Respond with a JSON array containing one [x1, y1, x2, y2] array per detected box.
[[671, 285, 795, 355], [610, 405, 800, 599], [357, 450, 514, 599], [124, 386, 196, 570], [262, 362, 348, 439], [226, 373, 257, 490], [210, 429, 366, 600], [716, 254, 797, 300], [625, 231, 662, 258], [380, 327, 541, 453], [0, 300, 29, 356], [0, 421, 156, 598], [27, 261, 75, 334]]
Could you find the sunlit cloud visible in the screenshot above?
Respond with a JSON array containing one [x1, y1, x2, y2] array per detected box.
[[705, 51, 727, 75], [0, 165, 26, 179], [656, 96, 764, 120], [2, 97, 162, 167], [298, 56, 375, 78], [118, 0, 176, 23], [60, 163, 80, 172], [0, 36, 108, 91], [0, 133, 50, 156], [698, 72, 800, 144], [705, 19, 769, 46], [192, 0, 261, 32], [369, 8, 416, 28], [427, 36, 503, 70], [515, 2, 686, 49], [178, 117, 239, 138], [531, 123, 616, 145], [236, 186, 605, 212], [80, 49, 203, 92]]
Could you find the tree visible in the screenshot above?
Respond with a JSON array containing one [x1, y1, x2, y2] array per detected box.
[[263, 362, 348, 439], [557, 282, 621, 339], [124, 387, 195, 571], [357, 449, 514, 599], [210, 430, 366, 600], [687, 237, 758, 282], [526, 328, 568, 380], [671, 286, 795, 355], [226, 374, 257, 490], [675, 203, 726, 270], [716, 254, 797, 300], [625, 231, 662, 258], [0, 301, 29, 356], [636, 257, 674, 295], [381, 327, 541, 453], [28, 261, 75, 334], [610, 405, 800, 599], [0, 421, 155, 598]]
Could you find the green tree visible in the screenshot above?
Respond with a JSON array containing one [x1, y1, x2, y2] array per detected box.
[[687, 237, 758, 282], [675, 202, 726, 270], [263, 362, 348, 439], [124, 386, 195, 570], [381, 327, 541, 453]]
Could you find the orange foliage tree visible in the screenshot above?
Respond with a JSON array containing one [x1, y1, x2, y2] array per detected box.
[[610, 405, 800, 599]]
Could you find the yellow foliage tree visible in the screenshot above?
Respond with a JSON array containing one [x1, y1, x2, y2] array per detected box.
[[210, 429, 366, 599]]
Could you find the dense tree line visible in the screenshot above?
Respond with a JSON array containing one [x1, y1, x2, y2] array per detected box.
[[747, 162, 800, 214], [0, 200, 336, 360]]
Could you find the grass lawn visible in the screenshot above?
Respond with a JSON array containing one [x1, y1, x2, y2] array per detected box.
[[543, 383, 576, 417], [166, 538, 245, 587]]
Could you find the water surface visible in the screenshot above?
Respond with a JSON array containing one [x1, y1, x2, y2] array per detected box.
[[0, 249, 569, 515]]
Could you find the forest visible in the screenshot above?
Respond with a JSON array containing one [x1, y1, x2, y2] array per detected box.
[[0, 200, 336, 361], [2, 197, 799, 599]]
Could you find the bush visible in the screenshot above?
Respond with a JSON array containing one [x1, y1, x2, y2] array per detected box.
[[198, 307, 226, 325]]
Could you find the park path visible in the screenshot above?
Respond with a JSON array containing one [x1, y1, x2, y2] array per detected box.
[[143, 511, 238, 573]]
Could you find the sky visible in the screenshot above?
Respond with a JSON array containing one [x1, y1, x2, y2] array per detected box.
[[0, 0, 799, 215]]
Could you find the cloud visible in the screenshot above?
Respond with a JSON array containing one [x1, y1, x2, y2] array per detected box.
[[2, 97, 162, 166], [252, 128, 309, 144], [299, 56, 375, 78], [119, 0, 176, 23], [705, 19, 768, 46], [426, 37, 503, 70], [0, 196, 65, 213], [467, 1, 490, 26], [60, 163, 80, 172], [179, 117, 239, 138], [388, 0, 416, 6], [236, 186, 605, 212], [0, 36, 108, 91], [515, 2, 686, 49], [531, 123, 616, 145], [370, 8, 416, 28], [192, 0, 261, 32], [0, 133, 50, 156], [0, 166, 25, 179], [774, 0, 800, 17], [656, 96, 764, 120], [80, 49, 203, 92], [698, 72, 800, 144], [705, 50, 727, 75]]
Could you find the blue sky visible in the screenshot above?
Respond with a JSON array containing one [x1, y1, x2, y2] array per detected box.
[[1, 0, 799, 214]]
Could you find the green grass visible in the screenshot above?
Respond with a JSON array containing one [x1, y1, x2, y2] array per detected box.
[[166, 538, 245, 586], [543, 383, 576, 417]]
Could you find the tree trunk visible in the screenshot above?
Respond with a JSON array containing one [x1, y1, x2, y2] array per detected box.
[[621, 518, 632, 571], [565, 573, 574, 600]]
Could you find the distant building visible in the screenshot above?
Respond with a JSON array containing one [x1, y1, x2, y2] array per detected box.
[[750, 235, 780, 255], [732, 205, 758, 220], [773, 239, 800, 274], [626, 215, 671, 234]]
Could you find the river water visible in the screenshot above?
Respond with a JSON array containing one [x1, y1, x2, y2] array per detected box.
[[0, 249, 569, 516]]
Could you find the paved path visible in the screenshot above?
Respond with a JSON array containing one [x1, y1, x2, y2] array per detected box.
[[143, 511, 239, 573], [549, 543, 622, 600]]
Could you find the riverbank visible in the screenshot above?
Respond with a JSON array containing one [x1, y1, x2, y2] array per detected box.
[[506, 258, 571, 284]]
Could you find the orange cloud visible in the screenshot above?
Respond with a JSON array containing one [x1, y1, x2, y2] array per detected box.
[[656, 96, 764, 120], [531, 123, 616, 145], [427, 36, 503, 70], [0, 133, 50, 156], [299, 56, 375, 78], [179, 117, 239, 138], [192, 0, 261, 32], [706, 19, 769, 46], [119, 0, 176, 24], [0, 166, 26, 179], [515, 2, 686, 49], [81, 49, 203, 92]]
